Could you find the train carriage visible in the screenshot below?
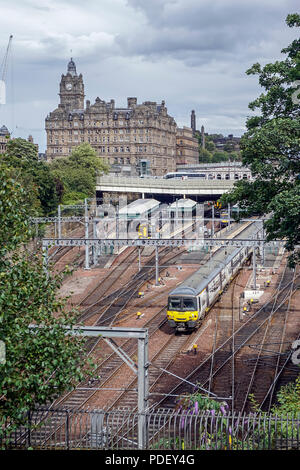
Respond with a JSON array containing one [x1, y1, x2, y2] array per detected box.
[[167, 222, 259, 331]]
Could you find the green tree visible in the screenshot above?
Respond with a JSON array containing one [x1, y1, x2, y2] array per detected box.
[[199, 148, 212, 163], [227, 151, 241, 161], [1, 138, 58, 216], [50, 143, 109, 204], [221, 14, 300, 265], [223, 141, 235, 152], [0, 165, 93, 435], [205, 140, 216, 153], [212, 151, 229, 163]]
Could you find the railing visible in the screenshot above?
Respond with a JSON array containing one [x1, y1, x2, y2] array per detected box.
[[2, 408, 300, 450], [96, 176, 235, 189]]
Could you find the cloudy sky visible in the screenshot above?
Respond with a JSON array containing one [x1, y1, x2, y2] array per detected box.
[[0, 0, 298, 152]]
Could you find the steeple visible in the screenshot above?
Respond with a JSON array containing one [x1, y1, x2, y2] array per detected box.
[[67, 57, 77, 76], [59, 58, 84, 110]]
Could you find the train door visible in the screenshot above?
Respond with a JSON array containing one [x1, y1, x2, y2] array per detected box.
[[199, 291, 207, 318]]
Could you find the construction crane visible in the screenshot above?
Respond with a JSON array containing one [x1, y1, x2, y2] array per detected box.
[[0, 35, 13, 105]]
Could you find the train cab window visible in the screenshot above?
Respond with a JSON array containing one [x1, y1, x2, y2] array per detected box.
[[168, 297, 181, 310], [182, 298, 197, 311]]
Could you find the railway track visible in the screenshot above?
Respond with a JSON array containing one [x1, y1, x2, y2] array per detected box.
[[77, 245, 183, 326], [48, 223, 88, 272], [237, 264, 296, 412], [78, 246, 139, 310], [13, 308, 169, 447], [150, 265, 300, 412], [14, 220, 289, 447]]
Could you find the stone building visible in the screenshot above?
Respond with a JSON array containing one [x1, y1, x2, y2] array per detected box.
[[0, 124, 10, 154], [45, 59, 177, 175], [176, 126, 199, 166], [27, 134, 39, 154]]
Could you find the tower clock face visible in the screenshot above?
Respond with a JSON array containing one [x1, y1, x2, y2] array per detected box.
[[65, 82, 72, 91]]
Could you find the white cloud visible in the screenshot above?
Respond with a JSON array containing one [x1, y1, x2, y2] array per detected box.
[[0, 0, 298, 151]]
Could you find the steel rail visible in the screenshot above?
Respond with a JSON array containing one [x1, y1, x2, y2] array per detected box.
[[239, 262, 291, 413], [31, 308, 168, 447], [77, 247, 138, 310], [153, 274, 300, 409], [77, 245, 175, 324], [199, 285, 299, 389], [264, 267, 297, 411]]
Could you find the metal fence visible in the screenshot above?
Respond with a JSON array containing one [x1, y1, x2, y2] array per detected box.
[[2, 408, 300, 450]]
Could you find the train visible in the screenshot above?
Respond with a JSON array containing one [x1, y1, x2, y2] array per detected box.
[[167, 222, 259, 332], [220, 209, 229, 227], [163, 172, 206, 180]]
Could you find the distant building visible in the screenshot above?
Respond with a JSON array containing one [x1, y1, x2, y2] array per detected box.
[[176, 126, 199, 166], [45, 59, 177, 176], [27, 134, 39, 154], [211, 134, 241, 152], [38, 152, 47, 161], [0, 125, 10, 154]]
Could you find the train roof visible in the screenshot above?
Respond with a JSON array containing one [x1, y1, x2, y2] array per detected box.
[[170, 246, 240, 296], [169, 221, 261, 297], [169, 198, 197, 210], [118, 198, 160, 217]]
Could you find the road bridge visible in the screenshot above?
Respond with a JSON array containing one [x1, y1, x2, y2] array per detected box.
[[96, 175, 235, 203]]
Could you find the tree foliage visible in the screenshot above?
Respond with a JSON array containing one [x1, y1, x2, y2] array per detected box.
[[198, 133, 241, 164], [1, 138, 58, 216], [0, 165, 93, 434], [221, 14, 300, 265], [49, 143, 109, 204]]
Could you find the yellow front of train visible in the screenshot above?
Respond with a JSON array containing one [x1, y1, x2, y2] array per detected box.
[[167, 295, 199, 330]]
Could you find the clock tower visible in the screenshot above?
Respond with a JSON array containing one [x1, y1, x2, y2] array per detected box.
[[59, 58, 85, 110]]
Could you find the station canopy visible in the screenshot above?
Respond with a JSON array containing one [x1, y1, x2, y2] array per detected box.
[[169, 198, 197, 212], [118, 198, 160, 218]]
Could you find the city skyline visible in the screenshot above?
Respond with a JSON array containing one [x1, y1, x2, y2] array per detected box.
[[0, 0, 298, 152]]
